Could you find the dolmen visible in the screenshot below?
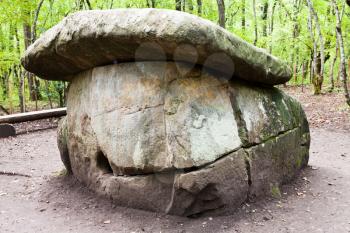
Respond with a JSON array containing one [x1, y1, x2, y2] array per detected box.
[[22, 9, 310, 216]]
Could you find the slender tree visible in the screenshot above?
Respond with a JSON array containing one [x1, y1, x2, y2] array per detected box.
[[22, 7, 38, 102], [187, 0, 194, 12], [182, 0, 186, 11], [269, 0, 277, 53], [332, 0, 350, 106], [14, 28, 25, 112], [197, 0, 202, 15], [241, 0, 245, 31], [175, 0, 181, 11], [291, 0, 302, 84], [306, 0, 325, 94], [329, 39, 339, 91], [31, 0, 45, 44], [252, 0, 258, 45], [261, 0, 268, 37], [216, 0, 225, 28]]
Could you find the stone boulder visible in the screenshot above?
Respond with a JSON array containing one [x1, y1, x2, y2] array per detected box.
[[22, 9, 310, 217]]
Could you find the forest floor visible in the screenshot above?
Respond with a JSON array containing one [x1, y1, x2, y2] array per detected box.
[[0, 85, 350, 233], [282, 85, 350, 131]]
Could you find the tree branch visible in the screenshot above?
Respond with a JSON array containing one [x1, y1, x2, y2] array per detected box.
[[31, 0, 45, 44]]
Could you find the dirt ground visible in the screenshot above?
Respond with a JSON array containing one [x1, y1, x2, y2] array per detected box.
[[282, 85, 350, 131], [0, 86, 350, 233]]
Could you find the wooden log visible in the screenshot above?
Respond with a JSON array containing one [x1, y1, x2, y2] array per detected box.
[[0, 124, 16, 138], [0, 108, 66, 124]]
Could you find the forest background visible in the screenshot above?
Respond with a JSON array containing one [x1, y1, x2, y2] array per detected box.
[[0, 0, 349, 114]]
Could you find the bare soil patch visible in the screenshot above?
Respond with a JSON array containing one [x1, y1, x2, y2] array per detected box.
[[282, 85, 350, 131]]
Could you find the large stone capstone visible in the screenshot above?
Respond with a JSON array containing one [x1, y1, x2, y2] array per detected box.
[[21, 9, 291, 85], [22, 9, 310, 217]]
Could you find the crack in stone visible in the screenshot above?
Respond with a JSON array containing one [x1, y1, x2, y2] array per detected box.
[[241, 126, 300, 148], [243, 150, 252, 202], [124, 103, 164, 115], [108, 126, 302, 178], [92, 103, 164, 117]]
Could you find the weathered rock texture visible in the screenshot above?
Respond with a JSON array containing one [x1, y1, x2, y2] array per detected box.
[[21, 9, 291, 85], [56, 62, 309, 216], [23, 9, 310, 216]]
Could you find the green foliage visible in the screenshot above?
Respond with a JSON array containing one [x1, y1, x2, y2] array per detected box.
[[0, 0, 349, 112]]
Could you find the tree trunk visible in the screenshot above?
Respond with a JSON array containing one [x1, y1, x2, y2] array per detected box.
[[0, 105, 9, 115], [301, 61, 308, 92], [187, 0, 194, 12], [85, 0, 92, 10], [269, 0, 277, 53], [45, 81, 53, 109], [182, 0, 186, 11], [241, 0, 245, 31], [54, 81, 66, 107], [329, 39, 339, 92], [216, 0, 225, 28], [309, 59, 313, 84], [306, 0, 325, 95], [5, 69, 11, 102], [175, 0, 181, 11], [302, 62, 305, 92], [313, 53, 323, 95], [1, 72, 9, 101], [13, 65, 24, 113], [18, 69, 25, 113], [77, 0, 84, 9], [23, 23, 37, 101], [109, 0, 114, 9], [293, 63, 298, 83], [14, 28, 25, 112], [332, 0, 350, 106], [59, 90, 64, 108], [63, 82, 68, 107], [31, 0, 45, 44], [290, 0, 301, 81], [261, 1, 268, 37], [252, 0, 258, 45], [197, 0, 202, 15], [8, 72, 13, 114], [23, 24, 31, 49]]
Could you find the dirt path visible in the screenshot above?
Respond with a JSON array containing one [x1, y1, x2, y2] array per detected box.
[[0, 128, 349, 233]]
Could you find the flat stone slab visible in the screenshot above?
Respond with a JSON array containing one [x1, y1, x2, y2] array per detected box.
[[21, 9, 291, 85], [0, 124, 16, 138]]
